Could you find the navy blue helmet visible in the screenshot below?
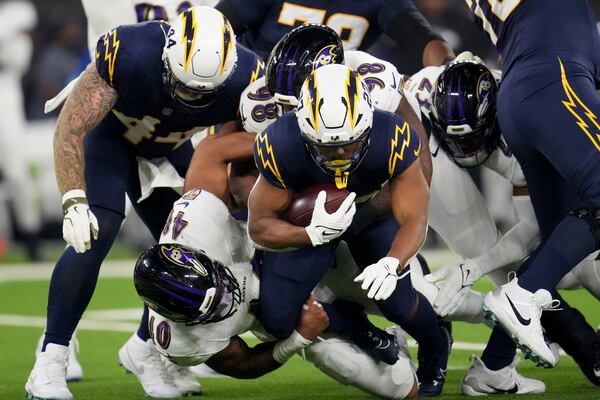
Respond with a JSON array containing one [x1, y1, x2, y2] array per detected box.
[[265, 23, 344, 106], [134, 243, 241, 325], [430, 60, 500, 167]]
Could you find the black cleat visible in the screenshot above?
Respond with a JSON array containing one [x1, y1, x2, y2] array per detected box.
[[335, 300, 399, 365], [542, 302, 600, 386], [417, 321, 453, 397]]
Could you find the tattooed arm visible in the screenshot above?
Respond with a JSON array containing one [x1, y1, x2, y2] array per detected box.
[[53, 63, 118, 194]]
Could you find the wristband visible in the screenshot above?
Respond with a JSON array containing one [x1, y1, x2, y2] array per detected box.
[[272, 330, 312, 364], [348, 202, 378, 235], [62, 189, 88, 215]]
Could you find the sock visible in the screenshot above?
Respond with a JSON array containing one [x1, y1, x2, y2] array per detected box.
[[481, 327, 517, 370], [43, 208, 123, 351], [402, 293, 445, 358], [519, 215, 597, 292], [137, 306, 150, 341]]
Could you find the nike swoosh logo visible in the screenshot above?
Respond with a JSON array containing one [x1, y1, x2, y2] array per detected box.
[[594, 368, 600, 378], [176, 201, 190, 208], [390, 74, 397, 89], [461, 266, 471, 288], [489, 384, 518, 394], [505, 294, 531, 326], [316, 225, 342, 237]]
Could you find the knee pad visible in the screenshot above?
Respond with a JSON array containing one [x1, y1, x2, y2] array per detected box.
[[569, 206, 600, 248], [304, 334, 415, 399]]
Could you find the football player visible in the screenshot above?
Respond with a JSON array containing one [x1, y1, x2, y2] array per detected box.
[[131, 131, 419, 399], [213, 0, 454, 71], [248, 64, 451, 397], [240, 24, 432, 186], [25, 7, 264, 400], [460, 0, 600, 370], [405, 59, 600, 392]]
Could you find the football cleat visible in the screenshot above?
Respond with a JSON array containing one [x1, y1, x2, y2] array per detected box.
[[118, 334, 181, 398], [163, 359, 203, 396], [336, 300, 399, 365], [417, 321, 452, 397], [483, 277, 560, 368], [25, 343, 73, 400], [461, 355, 546, 396], [36, 333, 83, 382], [543, 305, 600, 386]]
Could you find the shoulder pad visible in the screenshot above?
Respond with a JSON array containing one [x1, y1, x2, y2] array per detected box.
[[239, 76, 282, 133], [345, 50, 403, 113], [404, 66, 444, 121]]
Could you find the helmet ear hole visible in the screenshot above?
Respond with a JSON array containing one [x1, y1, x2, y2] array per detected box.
[[431, 60, 500, 167]]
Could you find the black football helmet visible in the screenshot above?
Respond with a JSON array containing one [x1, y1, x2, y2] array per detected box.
[[134, 243, 241, 325], [265, 23, 344, 106], [430, 60, 500, 167]]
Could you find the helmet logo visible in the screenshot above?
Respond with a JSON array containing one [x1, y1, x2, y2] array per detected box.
[[476, 72, 493, 119], [181, 8, 197, 72], [220, 16, 233, 76], [344, 70, 360, 129], [314, 45, 339, 69], [305, 72, 320, 131], [161, 244, 208, 276]]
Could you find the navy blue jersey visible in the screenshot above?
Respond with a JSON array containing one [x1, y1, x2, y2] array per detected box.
[[465, 0, 600, 78], [227, 0, 417, 58], [253, 110, 421, 196], [94, 21, 264, 158]]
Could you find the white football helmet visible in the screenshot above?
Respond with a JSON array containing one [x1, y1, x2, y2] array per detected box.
[[162, 6, 237, 111], [296, 64, 374, 177]]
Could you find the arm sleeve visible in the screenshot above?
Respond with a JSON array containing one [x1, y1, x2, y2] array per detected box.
[[379, 3, 444, 67], [253, 127, 289, 189], [216, 0, 273, 35], [387, 114, 422, 179]]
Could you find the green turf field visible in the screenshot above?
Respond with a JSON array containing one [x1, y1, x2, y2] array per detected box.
[[1, 253, 599, 400]]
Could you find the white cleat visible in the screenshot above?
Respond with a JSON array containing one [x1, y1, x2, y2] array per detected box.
[[483, 278, 560, 368], [164, 359, 203, 396], [66, 336, 83, 382], [189, 364, 227, 378], [25, 343, 73, 400], [118, 335, 182, 398], [461, 355, 546, 396], [36, 334, 83, 382]]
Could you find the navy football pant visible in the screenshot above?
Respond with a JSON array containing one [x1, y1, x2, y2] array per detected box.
[[259, 215, 445, 356], [43, 129, 191, 350], [499, 57, 600, 292]]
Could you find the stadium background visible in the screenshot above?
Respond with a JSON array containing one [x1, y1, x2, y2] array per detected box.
[[1, 1, 600, 399]]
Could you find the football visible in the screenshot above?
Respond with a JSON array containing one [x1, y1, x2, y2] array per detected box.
[[284, 183, 350, 227]]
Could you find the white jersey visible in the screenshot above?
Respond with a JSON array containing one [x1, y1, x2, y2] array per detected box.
[[240, 50, 403, 133], [150, 189, 260, 365]]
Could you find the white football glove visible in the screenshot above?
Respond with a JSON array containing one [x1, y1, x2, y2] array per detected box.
[[424, 259, 482, 317], [62, 189, 99, 253], [354, 257, 400, 301], [305, 191, 357, 246]]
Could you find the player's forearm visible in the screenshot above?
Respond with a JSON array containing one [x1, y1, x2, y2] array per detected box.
[[248, 216, 311, 249], [422, 40, 455, 67], [206, 341, 282, 379], [387, 215, 428, 270], [53, 64, 117, 194], [472, 218, 541, 276]]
